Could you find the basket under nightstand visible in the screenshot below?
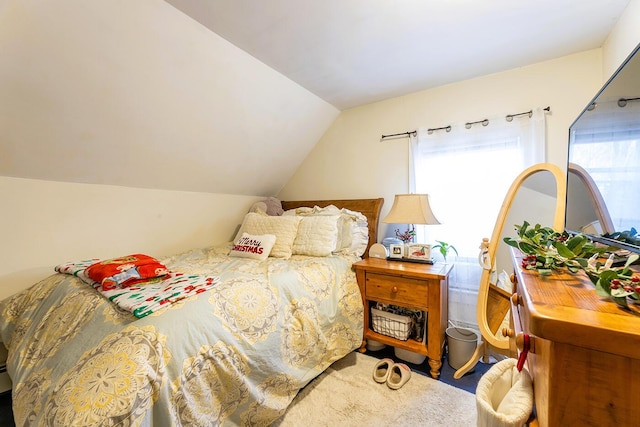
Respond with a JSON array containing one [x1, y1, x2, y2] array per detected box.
[[370, 307, 413, 341]]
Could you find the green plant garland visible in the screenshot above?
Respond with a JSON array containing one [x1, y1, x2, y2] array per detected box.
[[504, 222, 640, 308]]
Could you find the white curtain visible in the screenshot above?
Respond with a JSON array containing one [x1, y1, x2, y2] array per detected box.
[[410, 108, 546, 326]]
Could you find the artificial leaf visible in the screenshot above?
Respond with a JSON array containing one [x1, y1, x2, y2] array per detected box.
[[625, 254, 640, 268], [553, 242, 576, 258]]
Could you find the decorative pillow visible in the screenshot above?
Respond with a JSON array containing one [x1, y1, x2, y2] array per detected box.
[[292, 215, 340, 256], [284, 205, 369, 256], [235, 213, 302, 259], [229, 233, 276, 261], [85, 254, 170, 292]]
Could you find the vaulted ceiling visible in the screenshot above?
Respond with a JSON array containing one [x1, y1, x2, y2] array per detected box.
[[1, 1, 632, 198], [167, 0, 631, 110]]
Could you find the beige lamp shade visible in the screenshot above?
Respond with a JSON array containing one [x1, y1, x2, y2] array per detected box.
[[382, 194, 441, 225]]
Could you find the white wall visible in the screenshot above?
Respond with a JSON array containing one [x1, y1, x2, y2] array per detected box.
[[0, 176, 257, 300]]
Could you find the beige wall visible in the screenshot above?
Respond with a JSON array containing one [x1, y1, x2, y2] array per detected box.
[[603, 0, 640, 80], [0, 176, 257, 300], [278, 50, 605, 241], [0, 0, 338, 196], [279, 0, 640, 266], [0, 0, 337, 299], [3, 1, 639, 301]]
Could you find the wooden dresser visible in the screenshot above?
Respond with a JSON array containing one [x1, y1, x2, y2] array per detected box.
[[509, 248, 640, 426], [353, 258, 452, 378]]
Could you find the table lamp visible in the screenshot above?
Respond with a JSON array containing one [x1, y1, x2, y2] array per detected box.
[[383, 193, 440, 263]]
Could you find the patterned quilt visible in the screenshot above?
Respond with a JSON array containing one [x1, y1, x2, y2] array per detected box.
[[0, 245, 364, 426]]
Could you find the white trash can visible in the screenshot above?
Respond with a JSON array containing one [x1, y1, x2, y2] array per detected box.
[[445, 326, 478, 370]]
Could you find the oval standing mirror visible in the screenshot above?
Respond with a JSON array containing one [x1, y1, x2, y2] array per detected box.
[[454, 163, 565, 379]]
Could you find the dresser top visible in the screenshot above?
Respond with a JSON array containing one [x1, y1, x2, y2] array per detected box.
[[512, 248, 640, 359]]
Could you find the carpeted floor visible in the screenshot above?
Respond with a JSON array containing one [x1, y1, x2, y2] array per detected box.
[[275, 351, 480, 426], [0, 347, 491, 426]]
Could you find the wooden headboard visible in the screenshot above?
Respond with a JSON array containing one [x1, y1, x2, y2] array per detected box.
[[281, 198, 384, 258]]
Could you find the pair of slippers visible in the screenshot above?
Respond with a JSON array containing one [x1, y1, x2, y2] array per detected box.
[[373, 358, 411, 389]]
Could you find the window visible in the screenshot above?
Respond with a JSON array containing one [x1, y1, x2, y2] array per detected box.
[[410, 109, 546, 328]]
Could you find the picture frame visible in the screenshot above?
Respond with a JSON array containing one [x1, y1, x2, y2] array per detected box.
[[407, 243, 431, 261], [389, 244, 404, 259]]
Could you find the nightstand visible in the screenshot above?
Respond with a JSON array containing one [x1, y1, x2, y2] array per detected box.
[[353, 258, 452, 378]]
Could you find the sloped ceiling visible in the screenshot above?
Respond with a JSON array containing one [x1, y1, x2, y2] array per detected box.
[[0, 1, 631, 197], [166, 0, 631, 110], [0, 0, 338, 196]]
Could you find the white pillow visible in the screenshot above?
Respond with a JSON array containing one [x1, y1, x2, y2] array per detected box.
[[284, 206, 343, 251], [292, 215, 340, 256], [229, 233, 276, 261], [348, 220, 369, 257], [236, 213, 302, 259], [283, 205, 369, 256]]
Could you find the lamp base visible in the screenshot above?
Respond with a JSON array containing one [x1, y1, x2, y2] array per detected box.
[[386, 257, 434, 265]]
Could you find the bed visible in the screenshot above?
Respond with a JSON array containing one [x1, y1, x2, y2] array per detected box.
[[0, 198, 383, 426]]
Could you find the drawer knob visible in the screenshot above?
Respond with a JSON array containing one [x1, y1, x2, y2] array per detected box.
[[511, 293, 521, 306], [392, 286, 398, 293], [515, 333, 535, 354], [502, 328, 534, 353], [503, 329, 536, 353]]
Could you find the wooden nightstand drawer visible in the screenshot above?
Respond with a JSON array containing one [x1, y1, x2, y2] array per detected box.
[[365, 273, 427, 308]]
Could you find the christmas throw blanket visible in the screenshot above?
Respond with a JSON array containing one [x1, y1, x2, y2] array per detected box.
[[55, 257, 218, 318]]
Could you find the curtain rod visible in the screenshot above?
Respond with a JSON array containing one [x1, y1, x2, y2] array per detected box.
[[380, 130, 417, 140], [381, 106, 551, 139], [433, 106, 552, 132], [506, 106, 551, 122]]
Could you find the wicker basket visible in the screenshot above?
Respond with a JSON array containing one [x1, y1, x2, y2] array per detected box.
[[371, 307, 413, 341]]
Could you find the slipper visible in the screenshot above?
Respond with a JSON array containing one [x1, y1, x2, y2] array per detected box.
[[386, 363, 411, 389], [373, 358, 395, 383]]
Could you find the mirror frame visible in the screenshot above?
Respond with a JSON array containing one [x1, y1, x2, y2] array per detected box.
[[453, 163, 565, 379]]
